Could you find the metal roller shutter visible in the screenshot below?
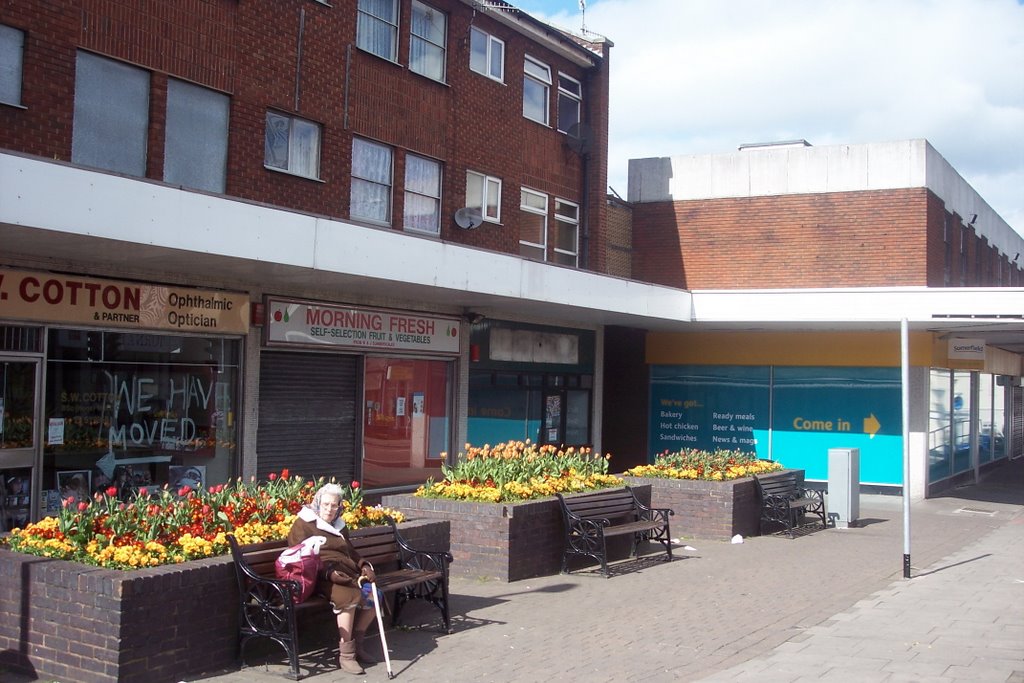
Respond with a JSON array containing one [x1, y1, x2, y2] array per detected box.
[[257, 351, 359, 483]]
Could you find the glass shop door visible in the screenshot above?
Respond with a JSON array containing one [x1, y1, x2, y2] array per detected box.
[[1, 358, 41, 530]]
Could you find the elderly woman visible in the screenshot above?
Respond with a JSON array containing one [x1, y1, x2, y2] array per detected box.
[[287, 482, 378, 675]]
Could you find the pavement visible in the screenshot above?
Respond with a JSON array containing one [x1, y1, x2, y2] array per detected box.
[[7, 460, 1022, 683]]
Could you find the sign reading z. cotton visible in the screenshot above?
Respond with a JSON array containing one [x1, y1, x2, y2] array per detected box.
[[267, 298, 461, 355], [0, 268, 249, 334]]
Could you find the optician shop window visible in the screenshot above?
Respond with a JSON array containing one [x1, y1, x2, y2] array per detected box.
[[42, 329, 240, 506]]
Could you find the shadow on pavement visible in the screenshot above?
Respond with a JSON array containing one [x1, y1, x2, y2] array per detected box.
[[932, 457, 1024, 507]]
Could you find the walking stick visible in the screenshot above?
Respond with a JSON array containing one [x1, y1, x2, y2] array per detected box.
[[363, 578, 393, 679]]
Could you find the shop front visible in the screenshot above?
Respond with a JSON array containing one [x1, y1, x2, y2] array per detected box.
[[0, 267, 249, 530], [467, 320, 596, 448], [260, 297, 461, 491]]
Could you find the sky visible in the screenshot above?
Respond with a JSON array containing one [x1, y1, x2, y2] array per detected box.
[[510, 0, 1024, 238]]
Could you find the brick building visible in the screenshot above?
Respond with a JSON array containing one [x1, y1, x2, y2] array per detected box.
[[621, 139, 1024, 497], [629, 139, 1023, 290], [0, 0, 695, 543]]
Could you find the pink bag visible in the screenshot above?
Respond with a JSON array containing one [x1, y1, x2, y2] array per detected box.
[[274, 536, 326, 604]]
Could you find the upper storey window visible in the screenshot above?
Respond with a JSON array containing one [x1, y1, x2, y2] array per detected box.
[[469, 27, 504, 82], [265, 111, 322, 180], [557, 73, 582, 133], [165, 79, 229, 193], [466, 171, 501, 223], [72, 52, 149, 177], [351, 137, 393, 225], [523, 56, 550, 125], [404, 154, 442, 235], [357, 0, 399, 62], [0, 24, 24, 106], [410, 1, 447, 82]]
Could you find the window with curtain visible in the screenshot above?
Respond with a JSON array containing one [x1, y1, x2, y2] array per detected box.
[[557, 73, 581, 133], [469, 26, 503, 82], [71, 52, 149, 177], [0, 24, 24, 106], [264, 111, 321, 180], [357, 0, 399, 61], [523, 56, 551, 125], [410, 1, 446, 82], [520, 188, 547, 260], [404, 154, 441, 234], [164, 79, 229, 193], [466, 170, 501, 222], [351, 138, 393, 224], [553, 198, 579, 266]]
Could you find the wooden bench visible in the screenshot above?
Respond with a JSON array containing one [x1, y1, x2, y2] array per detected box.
[[555, 486, 674, 577], [227, 521, 453, 680], [754, 471, 827, 538]]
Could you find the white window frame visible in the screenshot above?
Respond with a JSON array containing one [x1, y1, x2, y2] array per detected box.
[[469, 26, 504, 82], [357, 0, 399, 62], [519, 188, 548, 261], [404, 153, 442, 235], [553, 198, 579, 267], [557, 73, 582, 134], [264, 110, 322, 180], [523, 55, 551, 125], [351, 137, 394, 225], [0, 24, 25, 107], [410, 1, 447, 82], [466, 170, 502, 223]]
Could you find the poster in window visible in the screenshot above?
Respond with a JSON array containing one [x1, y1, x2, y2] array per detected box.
[[169, 465, 205, 492], [545, 395, 561, 427], [57, 470, 91, 505]]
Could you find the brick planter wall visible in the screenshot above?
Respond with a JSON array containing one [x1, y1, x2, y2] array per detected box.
[[623, 470, 804, 541], [0, 519, 448, 683], [383, 485, 652, 582]]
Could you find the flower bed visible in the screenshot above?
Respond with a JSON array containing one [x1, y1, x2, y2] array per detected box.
[[385, 485, 652, 582], [0, 518, 448, 683], [624, 448, 783, 481], [1, 472, 405, 569], [415, 440, 621, 502], [622, 450, 788, 540]]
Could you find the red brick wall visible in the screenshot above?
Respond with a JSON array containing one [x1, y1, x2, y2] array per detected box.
[[634, 188, 941, 289], [0, 0, 610, 268]]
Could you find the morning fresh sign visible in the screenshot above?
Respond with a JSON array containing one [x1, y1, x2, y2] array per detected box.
[[266, 298, 460, 354], [948, 338, 985, 360]]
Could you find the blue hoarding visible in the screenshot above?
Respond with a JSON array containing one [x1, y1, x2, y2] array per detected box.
[[649, 365, 903, 485]]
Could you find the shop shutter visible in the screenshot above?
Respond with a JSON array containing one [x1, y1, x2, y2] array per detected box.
[[257, 351, 359, 483]]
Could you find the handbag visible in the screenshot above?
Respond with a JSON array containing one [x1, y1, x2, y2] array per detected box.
[[274, 536, 326, 604]]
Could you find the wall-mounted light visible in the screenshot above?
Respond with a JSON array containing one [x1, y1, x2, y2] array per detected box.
[[464, 311, 485, 325], [968, 213, 978, 226]]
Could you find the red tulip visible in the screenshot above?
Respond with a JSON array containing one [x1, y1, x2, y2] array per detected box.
[[77, 502, 88, 512], [138, 487, 147, 496], [351, 481, 360, 489], [106, 486, 118, 497], [268, 472, 277, 481], [281, 468, 290, 480], [178, 486, 192, 497]]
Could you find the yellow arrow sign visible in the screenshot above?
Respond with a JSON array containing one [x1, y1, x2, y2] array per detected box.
[[863, 413, 881, 438]]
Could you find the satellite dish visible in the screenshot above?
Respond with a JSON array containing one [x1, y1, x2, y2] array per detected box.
[[566, 122, 593, 156], [454, 206, 484, 230]]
